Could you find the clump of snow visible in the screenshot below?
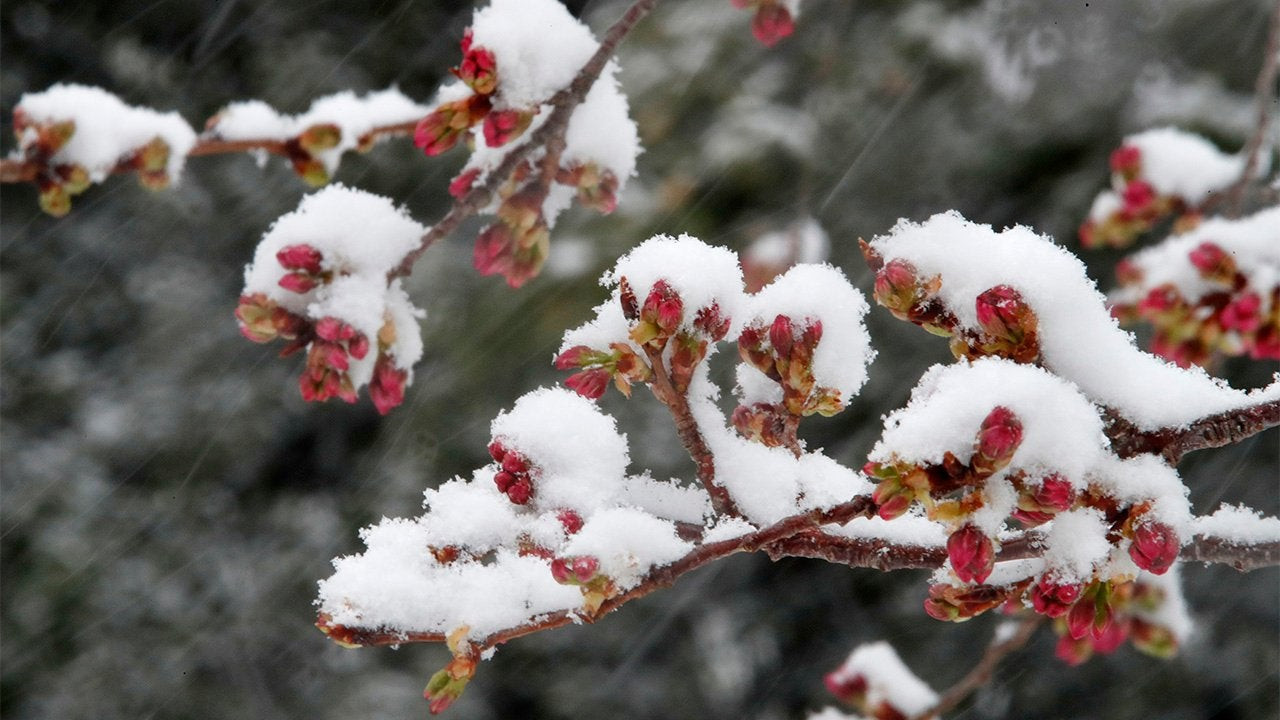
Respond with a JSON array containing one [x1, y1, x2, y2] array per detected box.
[[827, 642, 939, 718], [420, 474, 523, 553], [561, 73, 641, 183], [1124, 127, 1243, 204], [470, 0, 598, 110], [869, 211, 1279, 430], [1040, 508, 1112, 582], [868, 358, 1106, 483], [1192, 504, 1280, 545], [1089, 454, 1191, 536], [242, 185, 427, 386], [561, 507, 692, 589], [823, 513, 949, 547], [15, 84, 197, 182], [605, 234, 748, 331], [209, 88, 430, 173], [620, 474, 711, 524], [737, 263, 875, 405], [489, 387, 630, 514], [1111, 206, 1280, 307], [559, 292, 635, 356]]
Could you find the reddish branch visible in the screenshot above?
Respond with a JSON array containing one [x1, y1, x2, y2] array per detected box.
[[643, 344, 740, 516], [0, 121, 420, 185], [918, 615, 1045, 719], [1105, 398, 1280, 464], [1224, 0, 1280, 214], [387, 0, 660, 279]]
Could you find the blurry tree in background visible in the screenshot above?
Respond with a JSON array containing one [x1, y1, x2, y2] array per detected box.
[[2, 1, 1278, 719]]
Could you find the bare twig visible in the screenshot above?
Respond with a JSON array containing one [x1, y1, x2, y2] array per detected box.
[[1224, 0, 1280, 214], [1105, 398, 1280, 464], [917, 615, 1045, 719]]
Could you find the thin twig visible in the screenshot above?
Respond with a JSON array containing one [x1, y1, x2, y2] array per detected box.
[[917, 615, 1045, 719], [1224, 0, 1280, 214], [1105, 398, 1280, 464]]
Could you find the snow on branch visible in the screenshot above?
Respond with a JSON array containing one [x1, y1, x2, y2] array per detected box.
[[863, 210, 1280, 432]]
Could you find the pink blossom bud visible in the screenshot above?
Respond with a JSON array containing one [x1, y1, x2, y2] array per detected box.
[[506, 478, 532, 505], [1054, 633, 1092, 666], [493, 470, 515, 493], [368, 355, 407, 415], [1109, 145, 1141, 176], [278, 272, 318, 294], [1188, 242, 1229, 277], [415, 96, 490, 156], [276, 244, 324, 274], [487, 440, 507, 462], [550, 557, 574, 584], [555, 345, 595, 369], [947, 524, 995, 584], [1121, 180, 1156, 214], [482, 108, 534, 148], [693, 303, 730, 341], [751, 2, 794, 47], [571, 556, 599, 583], [1221, 292, 1262, 333], [657, 294, 683, 334], [1091, 617, 1129, 654], [501, 452, 529, 475], [1035, 474, 1075, 512], [1030, 578, 1082, 618], [973, 405, 1022, 476], [314, 317, 343, 342], [1066, 594, 1096, 640], [557, 509, 584, 535], [454, 45, 497, 95], [347, 333, 370, 361], [1128, 521, 1180, 575], [823, 671, 867, 705], [448, 168, 481, 199], [769, 314, 794, 357], [565, 368, 610, 399], [473, 222, 515, 277], [974, 285, 1029, 338]]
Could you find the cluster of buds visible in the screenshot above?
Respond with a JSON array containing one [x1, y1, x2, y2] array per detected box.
[[486, 440, 537, 505], [730, 0, 796, 48], [865, 245, 1045, 365], [1111, 243, 1280, 366], [555, 343, 651, 399], [1078, 144, 1191, 249], [1050, 577, 1181, 665], [473, 179, 552, 288], [12, 110, 177, 216], [549, 554, 614, 613], [234, 242, 410, 414], [556, 162, 621, 214], [414, 28, 537, 157], [823, 673, 910, 720], [281, 123, 341, 186], [734, 313, 842, 448], [423, 627, 478, 715]]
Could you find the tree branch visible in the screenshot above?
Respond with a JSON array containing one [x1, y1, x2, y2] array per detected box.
[[1104, 398, 1280, 464], [917, 615, 1045, 719], [1224, 0, 1280, 214], [387, 0, 660, 279]]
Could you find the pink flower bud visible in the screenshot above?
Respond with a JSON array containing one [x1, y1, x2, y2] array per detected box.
[[1221, 292, 1262, 333], [1091, 617, 1129, 654], [550, 557, 574, 584], [487, 440, 507, 462], [448, 168, 481, 199], [1066, 594, 1095, 640], [557, 509, 584, 535], [751, 2, 794, 47], [473, 222, 515, 277], [947, 524, 995, 584], [973, 405, 1022, 476], [1030, 578, 1082, 618], [769, 314, 794, 357], [1055, 633, 1092, 666], [414, 96, 490, 156], [1109, 145, 1141, 176], [276, 244, 324, 274], [278, 272, 318, 294], [823, 670, 867, 705], [657, 295, 683, 334], [693, 303, 730, 341], [1034, 474, 1075, 512], [565, 368, 610, 399], [454, 45, 497, 95], [369, 355, 407, 415], [974, 285, 1028, 338], [493, 471, 515, 493], [1121, 180, 1156, 214], [482, 108, 534, 148], [1188, 242, 1229, 277], [347, 333, 370, 361], [1128, 521, 1180, 575], [506, 478, 532, 504], [501, 452, 529, 475], [555, 345, 595, 370], [571, 556, 599, 583]]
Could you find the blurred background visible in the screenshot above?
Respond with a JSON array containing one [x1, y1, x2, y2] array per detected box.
[[2, 0, 1277, 718]]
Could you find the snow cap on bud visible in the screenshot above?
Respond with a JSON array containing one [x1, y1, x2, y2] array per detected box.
[[1128, 521, 1180, 575], [947, 523, 995, 584]]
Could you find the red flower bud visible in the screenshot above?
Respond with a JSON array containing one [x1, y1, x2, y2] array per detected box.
[[555, 345, 595, 370], [1030, 578, 1082, 618], [482, 108, 534, 148], [973, 405, 1022, 476], [1055, 633, 1092, 666], [1109, 145, 1141, 175], [501, 452, 529, 475], [565, 368, 610, 399], [1128, 521, 1180, 575], [947, 524, 995, 584], [1066, 593, 1096, 640], [751, 2, 794, 47], [454, 45, 497, 95], [550, 557, 573, 584], [506, 478, 532, 504], [1221, 292, 1262, 333], [571, 556, 599, 583], [769, 314, 794, 357], [278, 272, 318, 294], [557, 509, 583, 535], [368, 355, 408, 415], [487, 440, 507, 462], [448, 168, 482, 199], [693, 303, 731, 341], [823, 671, 867, 705], [1187, 242, 1229, 278], [493, 470, 515, 493], [473, 222, 515, 278], [1091, 617, 1129, 654], [347, 333, 370, 361], [276, 244, 324, 274], [1121, 180, 1156, 214]]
